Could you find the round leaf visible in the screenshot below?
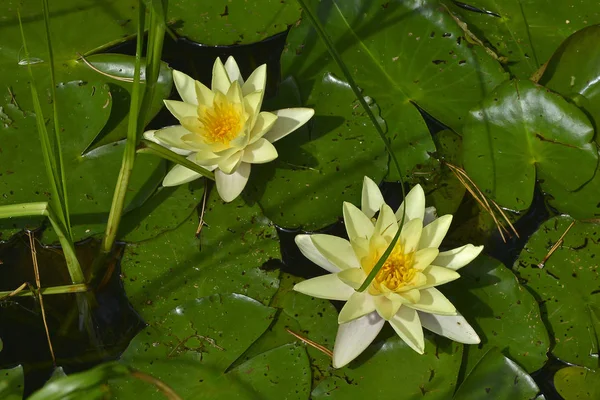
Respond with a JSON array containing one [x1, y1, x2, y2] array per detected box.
[[0, 365, 23, 400], [463, 79, 597, 211], [514, 215, 600, 369], [555, 366, 600, 400]]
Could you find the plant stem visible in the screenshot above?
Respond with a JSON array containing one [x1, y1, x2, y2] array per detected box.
[[137, 140, 215, 180], [296, 0, 406, 293], [0, 283, 89, 299]]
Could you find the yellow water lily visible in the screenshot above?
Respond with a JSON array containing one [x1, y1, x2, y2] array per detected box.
[[144, 57, 314, 202], [294, 177, 483, 368]]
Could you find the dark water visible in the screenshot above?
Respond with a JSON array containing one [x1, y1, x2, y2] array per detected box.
[[0, 28, 566, 399]]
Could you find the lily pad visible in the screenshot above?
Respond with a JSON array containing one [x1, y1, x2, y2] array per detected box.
[[462, 79, 597, 211], [443, 254, 550, 374], [121, 188, 281, 324], [443, 0, 600, 78], [453, 347, 540, 400], [0, 365, 23, 400], [110, 294, 311, 399], [555, 366, 600, 400], [249, 73, 387, 230], [168, 0, 301, 45], [312, 337, 463, 400], [514, 215, 600, 369]]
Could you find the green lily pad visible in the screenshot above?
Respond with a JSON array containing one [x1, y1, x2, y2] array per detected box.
[[121, 189, 281, 324], [453, 347, 540, 400], [110, 294, 311, 399], [443, 254, 550, 374], [442, 0, 600, 78], [463, 79, 597, 211], [283, 0, 507, 133], [0, 365, 23, 400], [514, 215, 600, 369], [555, 366, 600, 400], [168, 0, 301, 45], [312, 337, 463, 400], [249, 73, 387, 230], [119, 180, 204, 243]]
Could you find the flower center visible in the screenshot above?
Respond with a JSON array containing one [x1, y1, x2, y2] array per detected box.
[[369, 243, 415, 293], [198, 100, 243, 145]]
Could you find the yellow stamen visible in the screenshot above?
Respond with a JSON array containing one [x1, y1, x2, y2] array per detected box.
[[198, 99, 243, 145], [368, 243, 415, 294]]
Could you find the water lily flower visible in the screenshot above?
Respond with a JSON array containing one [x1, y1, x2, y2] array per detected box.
[[293, 177, 483, 368], [144, 57, 314, 202]]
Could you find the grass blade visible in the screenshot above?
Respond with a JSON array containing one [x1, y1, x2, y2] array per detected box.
[[137, 139, 215, 180]]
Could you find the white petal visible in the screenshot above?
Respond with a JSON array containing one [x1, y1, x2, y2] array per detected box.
[[224, 56, 244, 86], [262, 108, 315, 143], [389, 306, 425, 354], [215, 162, 251, 202], [343, 202, 374, 242], [434, 244, 484, 271], [361, 176, 385, 219], [399, 218, 423, 254], [163, 163, 201, 187], [410, 287, 456, 316], [242, 64, 266, 96], [143, 129, 192, 156], [244, 91, 264, 129], [395, 184, 425, 223], [374, 204, 398, 239], [421, 265, 460, 289], [195, 81, 215, 107], [293, 275, 354, 301], [164, 100, 197, 121], [332, 312, 384, 368], [419, 215, 453, 250], [311, 234, 361, 270], [337, 268, 366, 289], [218, 151, 243, 174], [295, 234, 340, 273], [419, 312, 480, 344], [374, 294, 403, 320], [212, 57, 231, 94], [241, 138, 278, 164], [338, 291, 376, 324], [248, 112, 278, 144], [172, 70, 198, 105], [412, 248, 439, 271]]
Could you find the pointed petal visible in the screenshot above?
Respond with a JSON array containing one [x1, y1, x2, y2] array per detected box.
[[195, 81, 214, 107], [421, 265, 461, 289], [374, 204, 398, 239], [395, 184, 426, 223], [423, 206, 438, 226], [350, 237, 370, 263], [143, 129, 193, 156], [337, 268, 366, 289], [163, 164, 201, 187], [419, 312, 480, 344], [242, 64, 266, 96], [164, 100, 197, 121], [434, 244, 484, 271], [332, 312, 384, 368], [419, 215, 453, 250], [225, 81, 244, 105], [217, 151, 243, 174], [248, 112, 278, 144], [212, 57, 231, 94], [398, 288, 421, 304], [241, 138, 278, 164], [343, 202, 374, 242], [154, 125, 201, 152], [224, 56, 244, 86], [192, 148, 221, 165], [361, 176, 385, 219], [293, 275, 354, 301], [311, 234, 361, 270], [412, 248, 439, 271], [295, 234, 340, 273], [410, 287, 456, 315], [172, 70, 198, 105], [400, 218, 423, 254], [374, 294, 403, 320], [389, 306, 425, 354], [338, 291, 376, 324], [215, 162, 251, 202], [244, 91, 264, 129], [262, 108, 315, 143]]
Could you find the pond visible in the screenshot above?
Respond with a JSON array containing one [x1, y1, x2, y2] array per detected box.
[[1, 1, 600, 399]]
